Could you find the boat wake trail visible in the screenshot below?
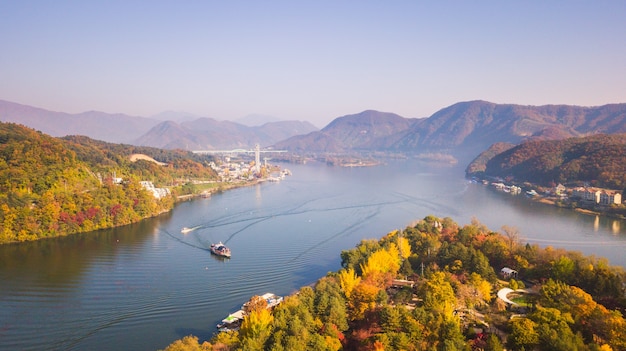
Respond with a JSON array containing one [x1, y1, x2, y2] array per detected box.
[[161, 229, 208, 250], [222, 217, 272, 245], [391, 191, 460, 216], [223, 198, 402, 246], [285, 215, 371, 265]]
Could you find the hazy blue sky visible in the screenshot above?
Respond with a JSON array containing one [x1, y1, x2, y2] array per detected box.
[[1, 1, 625, 127]]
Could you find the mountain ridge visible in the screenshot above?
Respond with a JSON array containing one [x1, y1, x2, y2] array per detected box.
[[274, 100, 626, 164], [3, 99, 626, 164], [0, 99, 318, 150]]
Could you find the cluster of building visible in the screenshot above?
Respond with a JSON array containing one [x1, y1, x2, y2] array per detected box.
[[484, 178, 624, 206], [490, 182, 523, 195], [208, 158, 291, 183], [550, 183, 622, 205], [198, 144, 289, 182], [570, 186, 622, 205], [208, 159, 259, 182]]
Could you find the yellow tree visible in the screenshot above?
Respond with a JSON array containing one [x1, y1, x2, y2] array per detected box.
[[398, 236, 412, 260], [360, 248, 399, 289], [338, 268, 361, 299], [239, 308, 274, 350], [348, 282, 380, 321], [360, 248, 400, 279], [240, 308, 273, 338], [160, 335, 212, 351], [0, 203, 16, 243], [420, 272, 456, 318], [211, 330, 239, 350], [468, 272, 492, 303]]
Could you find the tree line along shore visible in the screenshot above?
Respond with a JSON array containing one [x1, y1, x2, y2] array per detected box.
[[161, 215, 626, 351], [0, 122, 262, 244]]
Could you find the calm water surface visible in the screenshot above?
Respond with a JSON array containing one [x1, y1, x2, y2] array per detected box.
[[1, 160, 625, 350]]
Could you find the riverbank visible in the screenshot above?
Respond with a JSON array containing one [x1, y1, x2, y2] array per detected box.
[[481, 180, 626, 220], [5, 161, 626, 351], [176, 179, 262, 201]]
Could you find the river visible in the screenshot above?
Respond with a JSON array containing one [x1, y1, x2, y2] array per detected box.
[[1, 160, 625, 350]]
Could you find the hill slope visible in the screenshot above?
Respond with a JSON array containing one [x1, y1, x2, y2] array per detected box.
[[391, 100, 626, 161], [0, 122, 217, 243], [467, 133, 626, 189]]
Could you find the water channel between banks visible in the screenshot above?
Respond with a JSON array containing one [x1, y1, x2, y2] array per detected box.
[[1, 160, 625, 351]]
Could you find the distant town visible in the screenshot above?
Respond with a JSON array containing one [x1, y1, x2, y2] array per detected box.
[[475, 177, 625, 218]]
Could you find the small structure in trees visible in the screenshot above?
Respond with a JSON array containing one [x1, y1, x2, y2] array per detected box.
[[391, 279, 415, 288], [500, 267, 518, 279]]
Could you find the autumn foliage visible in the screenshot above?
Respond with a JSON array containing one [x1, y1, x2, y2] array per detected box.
[[161, 216, 626, 351], [468, 133, 626, 189], [0, 122, 218, 243]]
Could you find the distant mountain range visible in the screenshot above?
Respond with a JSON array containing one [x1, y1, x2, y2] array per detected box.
[[0, 99, 160, 144], [135, 118, 318, 150], [2, 99, 626, 164], [0, 100, 317, 150], [275, 101, 626, 163]]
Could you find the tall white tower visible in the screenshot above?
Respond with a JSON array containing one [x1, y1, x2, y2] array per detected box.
[[255, 144, 260, 174]]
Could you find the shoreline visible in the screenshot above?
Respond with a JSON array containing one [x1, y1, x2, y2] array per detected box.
[[491, 185, 625, 220], [531, 196, 626, 219], [1, 178, 262, 246]]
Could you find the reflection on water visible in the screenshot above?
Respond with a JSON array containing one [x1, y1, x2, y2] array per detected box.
[[1, 160, 625, 351], [593, 215, 622, 234]]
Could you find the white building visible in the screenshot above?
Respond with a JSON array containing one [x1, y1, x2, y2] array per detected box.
[[140, 181, 171, 199]]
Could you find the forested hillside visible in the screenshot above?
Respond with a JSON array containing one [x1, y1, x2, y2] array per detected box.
[[0, 123, 217, 243], [467, 133, 626, 189], [162, 215, 626, 351]]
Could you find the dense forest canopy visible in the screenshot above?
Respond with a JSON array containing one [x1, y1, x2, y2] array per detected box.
[[466, 133, 626, 190], [0, 122, 218, 243], [162, 215, 626, 351]]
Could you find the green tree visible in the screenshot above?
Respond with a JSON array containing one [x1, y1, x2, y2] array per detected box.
[[530, 307, 584, 351], [508, 317, 539, 351], [420, 272, 456, 318], [380, 305, 403, 333], [552, 256, 575, 282], [484, 333, 504, 351]]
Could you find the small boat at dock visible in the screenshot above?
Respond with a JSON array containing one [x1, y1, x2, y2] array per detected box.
[[210, 242, 231, 258]]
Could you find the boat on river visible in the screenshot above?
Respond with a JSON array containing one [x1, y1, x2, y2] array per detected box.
[[210, 242, 231, 258], [181, 227, 192, 234]]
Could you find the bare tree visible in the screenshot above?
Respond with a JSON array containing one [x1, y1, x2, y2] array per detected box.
[[501, 225, 520, 257]]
